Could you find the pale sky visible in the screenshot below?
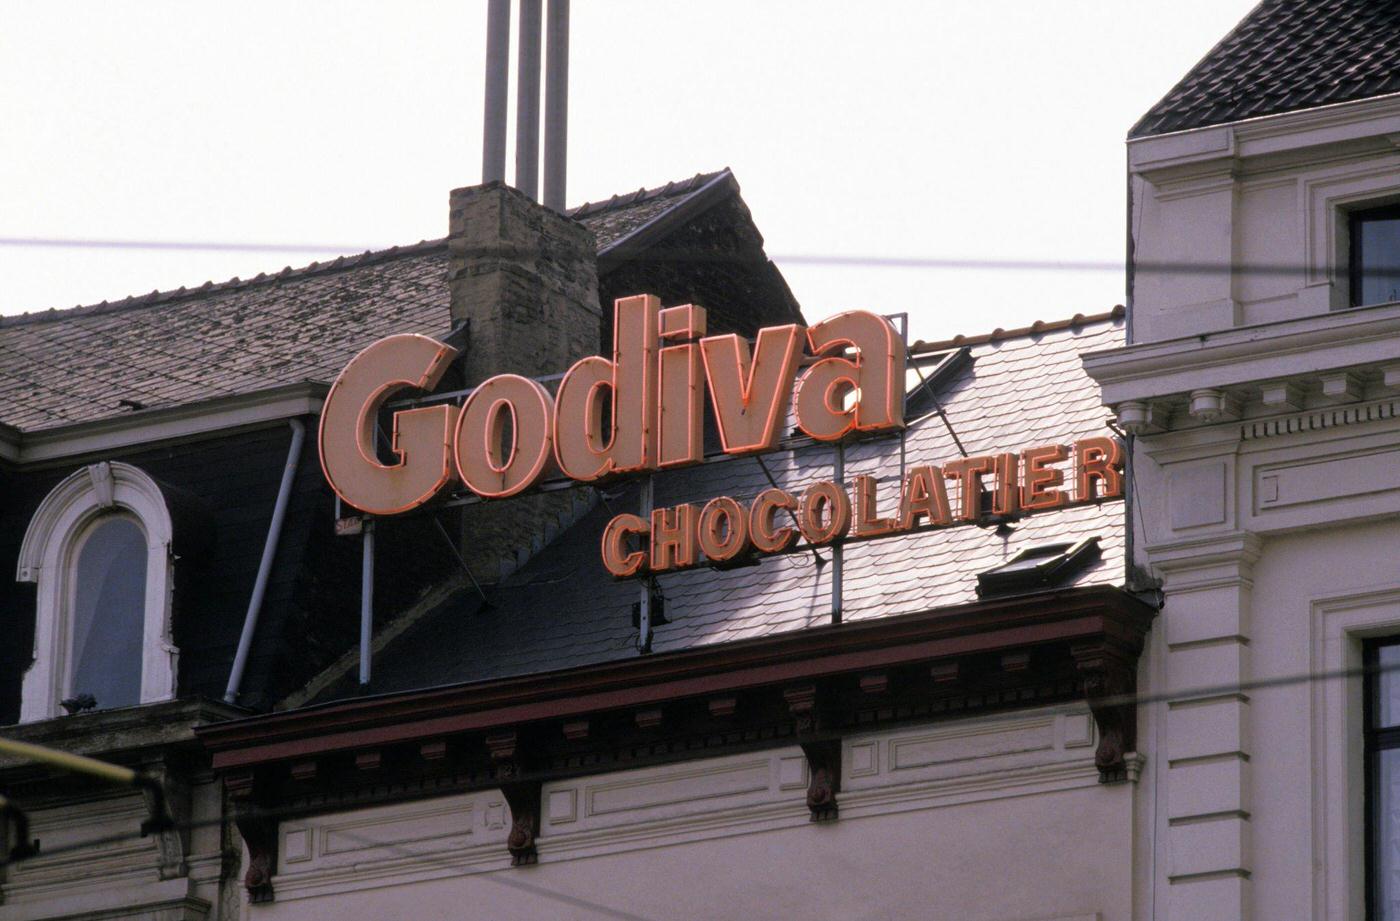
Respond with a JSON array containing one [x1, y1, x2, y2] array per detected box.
[[0, 1, 1258, 342]]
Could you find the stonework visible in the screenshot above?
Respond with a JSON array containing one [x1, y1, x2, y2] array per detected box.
[[447, 182, 602, 585], [447, 181, 602, 381], [1086, 63, 1400, 921]]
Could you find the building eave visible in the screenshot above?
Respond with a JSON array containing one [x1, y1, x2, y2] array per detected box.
[[198, 584, 1153, 773], [4, 380, 328, 468]]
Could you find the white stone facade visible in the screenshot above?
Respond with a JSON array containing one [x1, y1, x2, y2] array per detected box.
[[1087, 92, 1400, 920], [248, 707, 1124, 921]]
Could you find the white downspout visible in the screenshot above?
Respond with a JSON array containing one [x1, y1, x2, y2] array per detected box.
[[224, 418, 306, 704]]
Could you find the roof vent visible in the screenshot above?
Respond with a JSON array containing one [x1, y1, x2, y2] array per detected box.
[[976, 537, 1101, 598], [905, 347, 972, 421]]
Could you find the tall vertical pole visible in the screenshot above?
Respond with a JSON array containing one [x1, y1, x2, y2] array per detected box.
[[515, 0, 542, 199], [832, 444, 844, 624], [897, 314, 909, 486], [482, 0, 510, 184], [828, 442, 840, 624], [542, 0, 570, 211], [359, 521, 375, 686], [639, 476, 654, 653]]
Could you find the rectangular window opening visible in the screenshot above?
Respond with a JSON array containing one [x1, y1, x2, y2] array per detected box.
[[1350, 205, 1400, 308], [1364, 638, 1400, 918]]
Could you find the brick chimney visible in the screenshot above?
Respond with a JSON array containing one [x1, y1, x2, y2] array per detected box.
[[446, 181, 601, 584], [448, 181, 601, 380]]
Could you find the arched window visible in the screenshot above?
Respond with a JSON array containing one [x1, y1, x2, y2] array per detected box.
[[68, 515, 147, 708], [16, 462, 177, 722]]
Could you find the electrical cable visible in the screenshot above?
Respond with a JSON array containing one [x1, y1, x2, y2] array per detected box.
[[0, 240, 1133, 424], [3, 235, 1396, 279], [8, 653, 1400, 870]]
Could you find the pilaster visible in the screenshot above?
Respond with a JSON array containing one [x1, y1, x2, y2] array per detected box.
[[1148, 532, 1260, 921]]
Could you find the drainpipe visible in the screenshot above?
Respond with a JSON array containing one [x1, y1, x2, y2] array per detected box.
[[224, 418, 306, 704]]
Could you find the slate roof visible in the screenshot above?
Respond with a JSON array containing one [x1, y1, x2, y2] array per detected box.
[[0, 171, 731, 432], [1131, 0, 1400, 138], [355, 311, 1127, 697]]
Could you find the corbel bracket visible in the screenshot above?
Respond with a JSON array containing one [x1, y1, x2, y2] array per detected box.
[[783, 685, 841, 822], [138, 765, 189, 880], [1070, 640, 1138, 784], [226, 771, 277, 903], [487, 730, 542, 866]]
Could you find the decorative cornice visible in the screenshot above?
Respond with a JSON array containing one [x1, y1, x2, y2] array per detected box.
[[199, 586, 1155, 772], [206, 589, 1153, 887], [1241, 397, 1400, 440]]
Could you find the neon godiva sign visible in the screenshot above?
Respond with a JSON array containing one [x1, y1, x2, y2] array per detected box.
[[319, 295, 903, 512], [318, 295, 1123, 575]]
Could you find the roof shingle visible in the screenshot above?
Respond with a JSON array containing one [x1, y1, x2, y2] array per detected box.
[[0, 171, 731, 432], [1131, 0, 1400, 139]]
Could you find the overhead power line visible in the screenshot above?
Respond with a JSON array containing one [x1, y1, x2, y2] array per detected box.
[[2, 235, 1394, 278], [0, 237, 373, 255]]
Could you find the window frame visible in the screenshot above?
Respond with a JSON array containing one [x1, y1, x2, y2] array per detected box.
[[63, 511, 150, 709], [1349, 204, 1400, 308], [15, 461, 177, 722], [1364, 637, 1400, 919]]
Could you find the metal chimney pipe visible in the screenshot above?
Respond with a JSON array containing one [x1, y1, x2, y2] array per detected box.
[[543, 0, 569, 211], [515, 0, 542, 199], [482, 0, 510, 184]]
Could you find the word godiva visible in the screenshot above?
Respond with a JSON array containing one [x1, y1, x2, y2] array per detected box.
[[319, 295, 904, 515], [599, 438, 1124, 577]]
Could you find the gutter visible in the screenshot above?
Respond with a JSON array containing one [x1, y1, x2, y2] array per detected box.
[[224, 418, 307, 704]]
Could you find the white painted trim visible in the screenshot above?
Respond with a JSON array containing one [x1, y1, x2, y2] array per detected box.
[[6, 382, 325, 466], [1129, 91, 1400, 174], [15, 462, 177, 722], [266, 707, 1106, 903], [1084, 300, 1400, 405], [1309, 584, 1400, 920]]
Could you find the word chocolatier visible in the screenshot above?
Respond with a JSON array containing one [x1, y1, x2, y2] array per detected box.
[[319, 295, 1124, 577]]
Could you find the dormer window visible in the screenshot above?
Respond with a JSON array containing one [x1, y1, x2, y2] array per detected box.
[[1349, 205, 1400, 307], [15, 462, 177, 722]]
